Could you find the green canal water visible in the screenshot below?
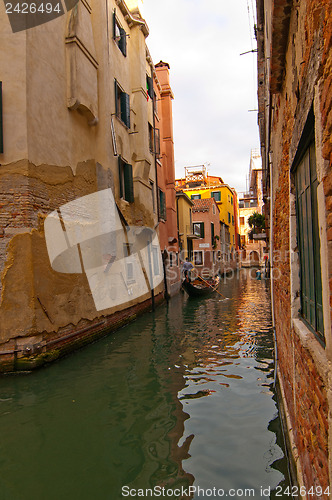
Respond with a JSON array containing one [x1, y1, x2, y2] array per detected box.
[[0, 269, 290, 500]]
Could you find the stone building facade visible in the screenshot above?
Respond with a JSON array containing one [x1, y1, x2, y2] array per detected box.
[[257, 0, 332, 493], [0, 0, 174, 371]]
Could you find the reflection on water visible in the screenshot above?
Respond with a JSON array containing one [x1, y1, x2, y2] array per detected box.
[[0, 269, 289, 499]]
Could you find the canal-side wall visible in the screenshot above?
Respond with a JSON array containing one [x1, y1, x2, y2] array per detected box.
[[257, 0, 332, 494], [0, 1, 175, 372], [0, 291, 164, 373]]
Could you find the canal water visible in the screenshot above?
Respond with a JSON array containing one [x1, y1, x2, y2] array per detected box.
[[0, 269, 290, 500]]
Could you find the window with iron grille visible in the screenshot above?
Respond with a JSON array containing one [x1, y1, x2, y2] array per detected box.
[[113, 12, 127, 56], [118, 157, 134, 203], [114, 80, 130, 128], [294, 127, 324, 342]]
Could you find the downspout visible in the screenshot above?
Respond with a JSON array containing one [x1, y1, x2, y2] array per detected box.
[[267, 94, 277, 388]]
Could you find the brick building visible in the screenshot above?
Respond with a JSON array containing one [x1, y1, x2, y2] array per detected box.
[[191, 198, 221, 278], [257, 0, 332, 492]]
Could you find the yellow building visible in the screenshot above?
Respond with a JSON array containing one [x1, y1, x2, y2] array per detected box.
[[175, 166, 238, 255]]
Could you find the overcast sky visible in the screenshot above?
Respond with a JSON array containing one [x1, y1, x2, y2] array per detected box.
[[141, 0, 259, 194]]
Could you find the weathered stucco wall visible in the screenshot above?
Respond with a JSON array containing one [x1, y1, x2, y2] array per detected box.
[[0, 0, 167, 371]]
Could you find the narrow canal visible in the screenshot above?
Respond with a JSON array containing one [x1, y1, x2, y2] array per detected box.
[[0, 269, 290, 500]]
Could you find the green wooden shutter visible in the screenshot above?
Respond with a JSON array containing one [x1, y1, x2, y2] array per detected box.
[[113, 11, 116, 39], [124, 163, 134, 203], [295, 141, 324, 340], [211, 222, 214, 246], [118, 156, 123, 198], [200, 223, 205, 239], [119, 27, 127, 56], [114, 80, 119, 116], [147, 76, 153, 99], [0, 82, 3, 154], [120, 92, 130, 128]]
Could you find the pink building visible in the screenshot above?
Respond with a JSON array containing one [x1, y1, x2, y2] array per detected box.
[[153, 61, 181, 296], [191, 198, 221, 278]]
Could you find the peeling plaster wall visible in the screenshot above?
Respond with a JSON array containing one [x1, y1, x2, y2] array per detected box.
[[0, 0, 166, 369]]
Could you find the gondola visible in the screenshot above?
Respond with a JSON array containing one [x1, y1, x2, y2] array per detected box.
[[181, 275, 220, 298]]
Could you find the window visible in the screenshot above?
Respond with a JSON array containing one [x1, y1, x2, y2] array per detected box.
[[152, 246, 161, 275], [228, 212, 231, 224], [211, 191, 221, 201], [194, 251, 203, 266], [191, 194, 201, 200], [118, 157, 134, 202], [193, 222, 204, 238], [240, 217, 245, 225], [232, 215, 234, 225], [211, 222, 215, 247], [150, 180, 156, 213], [239, 200, 245, 208], [148, 123, 154, 152], [231, 196, 233, 205], [158, 189, 166, 220], [146, 75, 154, 100], [113, 12, 127, 56], [295, 139, 324, 341], [126, 261, 135, 283], [212, 204, 216, 215], [115, 80, 130, 128]]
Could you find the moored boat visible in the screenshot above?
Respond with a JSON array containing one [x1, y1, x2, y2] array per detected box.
[[182, 275, 220, 298]]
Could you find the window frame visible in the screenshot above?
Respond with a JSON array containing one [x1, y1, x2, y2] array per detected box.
[[211, 191, 221, 202], [193, 222, 204, 239], [118, 156, 134, 203], [292, 112, 324, 343], [194, 250, 204, 266], [113, 11, 127, 56], [114, 79, 130, 129]]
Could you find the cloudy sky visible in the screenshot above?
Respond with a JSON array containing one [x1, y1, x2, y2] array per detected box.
[[141, 0, 259, 194]]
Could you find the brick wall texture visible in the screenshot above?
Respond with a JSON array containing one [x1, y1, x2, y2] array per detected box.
[[269, 0, 332, 494]]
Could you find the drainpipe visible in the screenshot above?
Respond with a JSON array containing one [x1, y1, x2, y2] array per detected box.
[[267, 94, 277, 388]]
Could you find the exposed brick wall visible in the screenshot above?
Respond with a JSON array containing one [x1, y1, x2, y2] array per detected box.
[[260, 0, 332, 492], [292, 334, 329, 493]]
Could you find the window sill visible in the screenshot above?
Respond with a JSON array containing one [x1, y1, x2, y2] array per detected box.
[[115, 115, 130, 130], [292, 317, 328, 385]]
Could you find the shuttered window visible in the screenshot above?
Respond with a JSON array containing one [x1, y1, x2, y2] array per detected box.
[[146, 75, 154, 100], [158, 189, 166, 220], [211, 222, 215, 246], [113, 12, 127, 56], [115, 80, 130, 128], [295, 140, 324, 342], [211, 191, 221, 201], [118, 157, 134, 203]]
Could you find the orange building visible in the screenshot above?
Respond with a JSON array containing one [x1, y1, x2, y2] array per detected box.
[[150, 60, 181, 296]]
